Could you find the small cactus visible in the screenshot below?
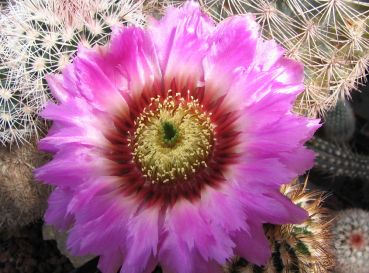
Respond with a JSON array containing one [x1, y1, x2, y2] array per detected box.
[[332, 208, 369, 273], [323, 99, 356, 143], [151, 0, 369, 117], [225, 182, 333, 273], [308, 137, 369, 181], [0, 0, 145, 146], [0, 140, 51, 231]]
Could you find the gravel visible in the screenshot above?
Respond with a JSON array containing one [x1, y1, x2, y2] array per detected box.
[[0, 221, 74, 273]]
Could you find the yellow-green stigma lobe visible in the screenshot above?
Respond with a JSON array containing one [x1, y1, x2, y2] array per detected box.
[[161, 121, 178, 147], [133, 91, 215, 184]]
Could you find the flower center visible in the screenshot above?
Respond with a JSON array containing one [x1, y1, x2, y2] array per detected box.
[[132, 91, 215, 184]]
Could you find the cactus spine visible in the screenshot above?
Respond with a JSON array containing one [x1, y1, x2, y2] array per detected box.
[[308, 137, 369, 181], [332, 209, 369, 273], [0, 140, 51, 231], [0, 0, 145, 146], [225, 182, 333, 273]]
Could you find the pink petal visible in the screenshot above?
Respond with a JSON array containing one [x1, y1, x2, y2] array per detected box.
[[161, 199, 235, 265], [229, 158, 297, 188], [107, 26, 162, 99], [233, 222, 270, 266], [199, 185, 247, 232], [204, 14, 259, 99], [98, 249, 124, 273], [235, 187, 308, 225], [149, 1, 214, 90], [44, 187, 74, 230], [72, 46, 128, 115], [121, 208, 160, 273], [35, 146, 111, 187], [39, 100, 111, 150], [46, 74, 69, 103]]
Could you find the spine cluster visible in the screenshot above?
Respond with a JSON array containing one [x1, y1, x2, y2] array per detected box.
[[225, 182, 333, 273], [332, 209, 369, 273], [0, 0, 145, 146]]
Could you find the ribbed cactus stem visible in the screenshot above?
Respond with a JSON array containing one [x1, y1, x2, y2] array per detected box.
[[309, 137, 369, 181], [323, 99, 355, 142]]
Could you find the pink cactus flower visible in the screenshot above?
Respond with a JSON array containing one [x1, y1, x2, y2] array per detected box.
[[36, 2, 320, 273]]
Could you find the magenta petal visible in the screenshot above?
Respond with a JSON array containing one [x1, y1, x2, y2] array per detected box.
[[279, 146, 316, 175], [98, 250, 124, 273], [46, 74, 69, 103], [162, 199, 235, 265], [233, 222, 270, 266], [149, 1, 214, 90], [238, 188, 308, 225], [60, 63, 80, 98], [230, 158, 297, 187], [72, 48, 127, 114], [159, 232, 194, 273], [121, 208, 160, 273], [204, 14, 259, 97], [35, 146, 110, 187], [199, 186, 247, 232], [39, 99, 111, 150], [107, 26, 162, 98], [44, 187, 74, 230], [67, 192, 135, 255], [120, 254, 158, 273], [253, 39, 285, 71]]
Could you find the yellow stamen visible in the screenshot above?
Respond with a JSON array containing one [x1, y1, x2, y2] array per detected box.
[[132, 91, 215, 184]]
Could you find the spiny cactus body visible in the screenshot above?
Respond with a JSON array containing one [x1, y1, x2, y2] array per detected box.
[[151, 0, 369, 117], [225, 182, 333, 273], [323, 99, 355, 142], [0, 141, 51, 231], [0, 0, 145, 146], [332, 208, 369, 273], [309, 137, 369, 181], [0, 71, 44, 146]]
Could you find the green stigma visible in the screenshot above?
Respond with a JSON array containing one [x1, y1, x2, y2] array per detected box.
[[161, 121, 178, 146]]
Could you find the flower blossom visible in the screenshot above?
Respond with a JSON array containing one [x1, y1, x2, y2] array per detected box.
[[36, 2, 320, 273]]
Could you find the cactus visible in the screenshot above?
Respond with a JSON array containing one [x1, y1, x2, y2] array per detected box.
[[323, 99, 355, 143], [332, 208, 369, 273], [149, 0, 369, 117], [224, 182, 333, 273], [0, 0, 145, 146], [0, 67, 46, 146], [308, 137, 369, 181], [0, 140, 51, 231]]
